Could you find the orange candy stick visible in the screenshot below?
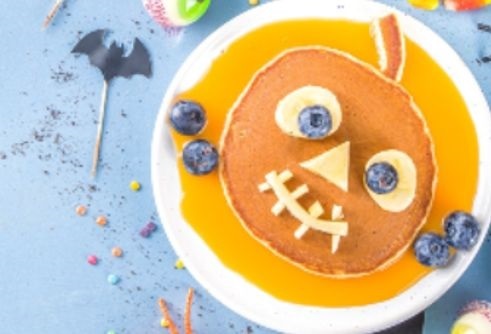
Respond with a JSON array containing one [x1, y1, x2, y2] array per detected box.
[[184, 288, 194, 334], [158, 298, 179, 334]]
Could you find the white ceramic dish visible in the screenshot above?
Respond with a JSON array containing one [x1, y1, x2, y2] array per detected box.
[[151, 0, 491, 333]]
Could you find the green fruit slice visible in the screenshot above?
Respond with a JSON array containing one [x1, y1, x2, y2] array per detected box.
[[178, 0, 211, 22]]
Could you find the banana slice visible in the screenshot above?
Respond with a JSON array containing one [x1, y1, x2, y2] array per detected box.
[[275, 85, 342, 139], [364, 150, 417, 212]]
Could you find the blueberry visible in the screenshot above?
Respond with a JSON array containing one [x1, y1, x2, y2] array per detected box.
[[444, 211, 480, 250], [297, 105, 332, 139], [414, 233, 451, 267], [365, 162, 398, 194], [182, 139, 218, 175], [169, 100, 207, 135]]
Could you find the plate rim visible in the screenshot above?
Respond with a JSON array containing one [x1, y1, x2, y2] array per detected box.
[[151, 0, 491, 333]]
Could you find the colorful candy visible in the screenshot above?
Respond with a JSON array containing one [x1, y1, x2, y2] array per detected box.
[[444, 0, 491, 10], [96, 215, 108, 226], [140, 222, 158, 238], [451, 300, 491, 334], [129, 180, 141, 191], [175, 258, 185, 270], [76, 205, 87, 216], [407, 0, 491, 10], [111, 247, 123, 257], [408, 0, 440, 10], [87, 255, 98, 265], [142, 0, 211, 28], [107, 274, 120, 285], [160, 318, 170, 328]]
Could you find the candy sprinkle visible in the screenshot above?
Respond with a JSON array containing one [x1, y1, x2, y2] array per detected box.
[[175, 258, 185, 270], [140, 222, 157, 238], [96, 215, 107, 226], [111, 247, 123, 257], [160, 318, 170, 328], [106, 331, 116, 334], [75, 205, 87, 216], [107, 274, 120, 285], [129, 180, 141, 192], [249, 0, 259, 5], [87, 255, 98, 265]]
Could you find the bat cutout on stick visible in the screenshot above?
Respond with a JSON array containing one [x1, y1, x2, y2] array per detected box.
[[72, 30, 152, 177]]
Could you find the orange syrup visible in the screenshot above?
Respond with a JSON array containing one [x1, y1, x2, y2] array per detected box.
[[169, 20, 478, 306]]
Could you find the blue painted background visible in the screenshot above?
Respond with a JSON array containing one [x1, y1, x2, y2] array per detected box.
[[0, 0, 490, 333]]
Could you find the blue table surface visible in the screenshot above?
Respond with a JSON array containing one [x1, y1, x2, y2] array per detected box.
[[1, 0, 490, 333]]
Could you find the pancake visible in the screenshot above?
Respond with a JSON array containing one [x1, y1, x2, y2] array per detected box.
[[219, 44, 437, 278]]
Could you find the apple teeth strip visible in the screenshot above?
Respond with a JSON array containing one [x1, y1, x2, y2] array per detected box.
[[331, 205, 344, 254], [272, 184, 309, 216], [331, 235, 341, 254], [294, 201, 324, 239], [262, 171, 349, 237], [331, 204, 344, 220], [294, 225, 310, 239], [259, 169, 293, 192], [309, 201, 325, 217]]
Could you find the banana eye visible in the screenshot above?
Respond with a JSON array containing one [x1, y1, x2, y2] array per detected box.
[[364, 150, 417, 212], [275, 86, 342, 139]]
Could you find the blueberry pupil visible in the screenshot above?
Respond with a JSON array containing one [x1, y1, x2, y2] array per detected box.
[[310, 113, 324, 127], [297, 105, 332, 139], [365, 162, 398, 194], [430, 243, 440, 254]]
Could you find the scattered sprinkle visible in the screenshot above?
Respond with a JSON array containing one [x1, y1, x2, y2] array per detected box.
[[160, 318, 170, 328], [96, 215, 108, 226], [129, 180, 141, 191], [107, 274, 120, 285], [175, 258, 185, 270], [140, 222, 157, 238], [106, 331, 116, 334], [111, 247, 123, 257], [76, 205, 87, 216], [249, 0, 259, 5], [87, 255, 98, 265]]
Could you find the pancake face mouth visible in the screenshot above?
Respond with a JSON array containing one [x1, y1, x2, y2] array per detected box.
[[258, 168, 349, 253]]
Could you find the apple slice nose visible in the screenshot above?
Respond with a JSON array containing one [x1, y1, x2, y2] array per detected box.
[[299, 141, 350, 192]]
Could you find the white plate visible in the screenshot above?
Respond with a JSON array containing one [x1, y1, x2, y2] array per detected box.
[[151, 0, 491, 333]]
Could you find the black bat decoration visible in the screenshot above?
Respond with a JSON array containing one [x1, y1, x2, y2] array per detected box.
[[72, 29, 151, 81], [72, 30, 152, 177]]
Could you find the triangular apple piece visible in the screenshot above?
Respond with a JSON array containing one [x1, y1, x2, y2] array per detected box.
[[371, 13, 406, 82], [300, 141, 350, 192]]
